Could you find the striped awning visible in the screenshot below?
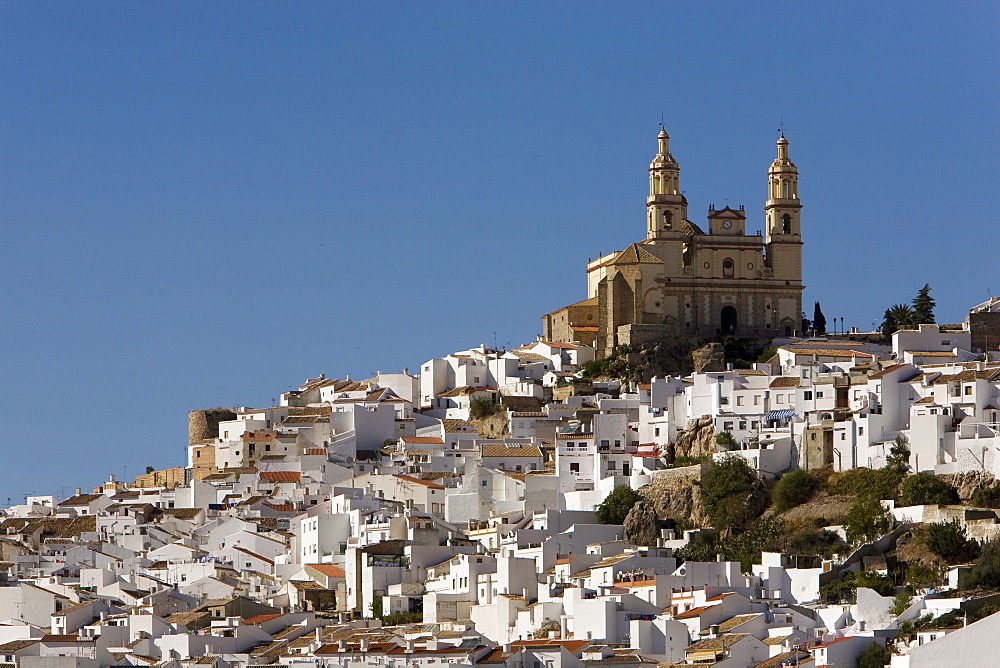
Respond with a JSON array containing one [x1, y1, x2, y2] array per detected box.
[[765, 409, 796, 421]]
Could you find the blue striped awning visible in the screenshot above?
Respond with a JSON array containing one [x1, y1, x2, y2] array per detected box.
[[766, 409, 796, 421]]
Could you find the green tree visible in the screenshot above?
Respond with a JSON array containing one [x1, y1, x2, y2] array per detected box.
[[926, 519, 977, 563], [720, 516, 785, 572], [857, 641, 891, 668], [595, 485, 642, 525], [881, 304, 916, 338], [801, 312, 812, 335], [699, 455, 767, 534], [886, 435, 911, 475], [813, 302, 827, 336], [714, 431, 738, 451], [772, 468, 820, 513], [844, 496, 893, 544], [905, 563, 939, 589], [912, 284, 936, 324], [888, 592, 913, 617], [899, 473, 959, 506]]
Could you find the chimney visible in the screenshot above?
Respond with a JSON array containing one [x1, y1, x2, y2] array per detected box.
[[502, 643, 512, 654], [709, 624, 720, 638], [405, 639, 415, 653], [75, 488, 82, 496], [315, 627, 323, 643], [360, 637, 369, 652]]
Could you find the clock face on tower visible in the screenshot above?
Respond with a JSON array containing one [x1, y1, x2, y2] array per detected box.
[[722, 220, 732, 229]]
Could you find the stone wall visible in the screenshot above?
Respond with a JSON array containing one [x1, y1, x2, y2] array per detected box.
[[968, 311, 1000, 353], [188, 408, 237, 445]]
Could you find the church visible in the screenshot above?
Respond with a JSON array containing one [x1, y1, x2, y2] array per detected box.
[[543, 127, 804, 357]]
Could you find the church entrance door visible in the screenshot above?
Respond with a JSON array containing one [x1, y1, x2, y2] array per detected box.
[[721, 305, 737, 335]]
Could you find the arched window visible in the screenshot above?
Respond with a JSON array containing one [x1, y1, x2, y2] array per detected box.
[[782, 214, 792, 234], [663, 210, 673, 229], [723, 258, 734, 278]]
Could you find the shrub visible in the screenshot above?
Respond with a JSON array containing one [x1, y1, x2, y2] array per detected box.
[[469, 396, 499, 419], [787, 528, 841, 555], [820, 570, 895, 602], [975, 604, 1000, 620], [844, 496, 893, 544], [699, 455, 767, 533], [965, 537, 1000, 590], [595, 485, 642, 525], [899, 473, 959, 507], [971, 483, 1000, 508], [925, 519, 977, 563], [773, 469, 820, 512], [829, 467, 902, 501]]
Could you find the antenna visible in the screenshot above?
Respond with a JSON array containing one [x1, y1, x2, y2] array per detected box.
[[660, 112, 664, 130], [778, 118, 786, 137]]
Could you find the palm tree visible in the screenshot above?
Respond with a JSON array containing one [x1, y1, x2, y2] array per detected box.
[[881, 304, 916, 338]]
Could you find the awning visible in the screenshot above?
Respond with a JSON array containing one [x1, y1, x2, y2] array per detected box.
[[765, 409, 796, 421]]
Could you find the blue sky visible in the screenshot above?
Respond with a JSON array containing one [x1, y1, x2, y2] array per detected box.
[[1, 2, 997, 501]]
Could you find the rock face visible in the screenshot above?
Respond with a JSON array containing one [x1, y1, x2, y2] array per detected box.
[[692, 343, 725, 372], [669, 416, 717, 461], [623, 500, 660, 546], [939, 471, 996, 502], [632, 465, 710, 528]]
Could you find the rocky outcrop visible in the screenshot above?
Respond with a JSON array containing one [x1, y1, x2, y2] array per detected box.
[[632, 465, 710, 528], [623, 500, 660, 546], [939, 471, 996, 502], [668, 416, 716, 461], [692, 342, 725, 372]]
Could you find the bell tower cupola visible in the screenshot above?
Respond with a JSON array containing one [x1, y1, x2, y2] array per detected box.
[[647, 126, 688, 240], [765, 133, 801, 242]]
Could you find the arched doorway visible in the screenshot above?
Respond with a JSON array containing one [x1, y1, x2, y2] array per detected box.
[[721, 305, 737, 335]]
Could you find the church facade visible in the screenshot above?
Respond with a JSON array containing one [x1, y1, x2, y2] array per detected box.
[[543, 128, 804, 357]]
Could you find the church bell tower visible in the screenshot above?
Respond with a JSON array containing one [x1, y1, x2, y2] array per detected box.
[[646, 127, 688, 240], [764, 133, 801, 242]]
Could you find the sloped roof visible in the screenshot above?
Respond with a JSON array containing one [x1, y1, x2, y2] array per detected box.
[[612, 243, 664, 266]]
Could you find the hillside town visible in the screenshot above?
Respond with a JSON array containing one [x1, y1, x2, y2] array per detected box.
[[3, 131, 1000, 668]]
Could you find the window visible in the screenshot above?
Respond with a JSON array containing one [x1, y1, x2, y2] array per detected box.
[[724, 422, 734, 431], [737, 396, 744, 406], [859, 427, 864, 435], [816, 391, 823, 398], [965, 386, 973, 396], [776, 394, 784, 403], [803, 391, 813, 400], [754, 395, 760, 405], [570, 463, 580, 473], [723, 258, 734, 277], [654, 428, 660, 437]]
